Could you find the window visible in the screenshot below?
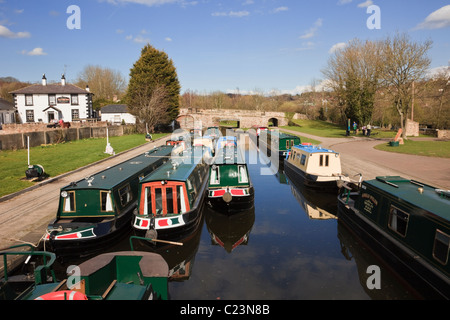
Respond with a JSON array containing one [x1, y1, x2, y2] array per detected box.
[[26, 110, 34, 123], [71, 94, 79, 105], [48, 94, 56, 106], [210, 166, 220, 185], [166, 188, 174, 214], [177, 185, 187, 213], [238, 165, 248, 183], [388, 206, 409, 237], [319, 154, 329, 167], [433, 230, 450, 265], [25, 94, 33, 106], [155, 188, 163, 215], [143, 183, 189, 216], [72, 109, 79, 120], [300, 154, 306, 166], [100, 191, 114, 212], [118, 184, 132, 206], [63, 191, 76, 212]]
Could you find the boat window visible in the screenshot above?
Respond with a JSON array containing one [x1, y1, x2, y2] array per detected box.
[[210, 166, 220, 185], [177, 185, 187, 213], [166, 187, 174, 214], [100, 191, 114, 212], [118, 184, 132, 206], [433, 230, 450, 265], [286, 140, 290, 150], [238, 165, 249, 183], [63, 191, 75, 212], [325, 155, 329, 166], [388, 206, 409, 237], [155, 188, 163, 215], [144, 187, 152, 216], [320, 155, 323, 166], [300, 154, 306, 166]]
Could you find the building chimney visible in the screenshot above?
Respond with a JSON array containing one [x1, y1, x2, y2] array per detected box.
[[42, 74, 47, 86], [85, 85, 90, 92], [61, 74, 66, 86]]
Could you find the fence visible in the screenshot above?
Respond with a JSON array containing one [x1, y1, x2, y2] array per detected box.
[[0, 125, 138, 150]]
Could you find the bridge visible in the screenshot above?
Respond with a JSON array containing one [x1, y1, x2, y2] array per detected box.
[[176, 108, 294, 129]]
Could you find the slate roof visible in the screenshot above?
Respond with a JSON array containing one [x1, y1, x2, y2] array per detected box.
[[0, 97, 15, 111], [101, 104, 129, 113], [10, 83, 90, 95]]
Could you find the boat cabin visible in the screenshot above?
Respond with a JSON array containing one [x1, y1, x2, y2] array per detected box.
[[268, 131, 300, 158]]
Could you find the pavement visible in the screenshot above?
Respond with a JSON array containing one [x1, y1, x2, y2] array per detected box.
[[0, 130, 449, 270]]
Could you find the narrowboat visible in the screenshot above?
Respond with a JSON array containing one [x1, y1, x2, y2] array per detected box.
[[13, 237, 170, 300], [284, 143, 350, 191], [205, 126, 221, 140], [338, 176, 450, 299], [259, 130, 300, 159], [132, 147, 210, 240], [44, 145, 175, 257], [207, 146, 254, 213], [216, 136, 237, 151]]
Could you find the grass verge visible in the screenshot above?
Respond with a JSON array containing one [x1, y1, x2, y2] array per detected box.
[[374, 139, 450, 158], [0, 133, 168, 198]]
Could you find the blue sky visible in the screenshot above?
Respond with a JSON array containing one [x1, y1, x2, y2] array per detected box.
[[1, 0, 449, 95]]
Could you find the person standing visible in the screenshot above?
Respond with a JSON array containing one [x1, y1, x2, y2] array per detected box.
[[367, 123, 372, 137], [353, 121, 357, 134]]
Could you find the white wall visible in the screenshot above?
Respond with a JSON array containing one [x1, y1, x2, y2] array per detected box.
[[101, 112, 136, 124]]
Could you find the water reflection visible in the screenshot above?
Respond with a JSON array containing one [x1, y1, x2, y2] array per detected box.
[[205, 206, 255, 253]]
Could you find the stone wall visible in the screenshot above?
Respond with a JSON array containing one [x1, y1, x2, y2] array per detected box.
[[0, 125, 130, 150], [436, 129, 450, 139]]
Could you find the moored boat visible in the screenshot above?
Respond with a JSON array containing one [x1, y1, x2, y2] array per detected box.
[[284, 143, 350, 191], [44, 145, 175, 257], [337, 176, 450, 299], [132, 147, 210, 240], [259, 130, 300, 159], [16, 237, 170, 300], [207, 146, 254, 213]]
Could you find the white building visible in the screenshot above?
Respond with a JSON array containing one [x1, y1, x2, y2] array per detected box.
[[100, 104, 136, 124], [10, 74, 93, 124]]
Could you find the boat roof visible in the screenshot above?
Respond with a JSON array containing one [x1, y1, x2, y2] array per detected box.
[[62, 145, 174, 190], [213, 146, 246, 165], [366, 176, 450, 221], [270, 132, 299, 140], [140, 148, 205, 183], [292, 144, 338, 154]]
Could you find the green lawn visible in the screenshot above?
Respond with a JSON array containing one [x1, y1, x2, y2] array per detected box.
[[0, 133, 168, 198], [374, 139, 450, 158]]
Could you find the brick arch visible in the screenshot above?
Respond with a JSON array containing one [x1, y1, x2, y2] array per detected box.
[[176, 115, 195, 129], [268, 117, 279, 127]]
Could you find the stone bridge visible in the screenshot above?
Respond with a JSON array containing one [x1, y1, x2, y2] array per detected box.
[[176, 108, 291, 129]]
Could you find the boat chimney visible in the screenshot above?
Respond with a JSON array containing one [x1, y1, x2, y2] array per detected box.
[[61, 74, 66, 86], [42, 74, 47, 86]]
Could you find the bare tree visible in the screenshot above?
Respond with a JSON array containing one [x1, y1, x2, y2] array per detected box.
[[76, 65, 127, 101], [382, 33, 432, 139], [127, 84, 170, 132]]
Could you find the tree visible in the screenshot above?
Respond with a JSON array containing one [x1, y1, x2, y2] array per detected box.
[[322, 39, 383, 126], [382, 33, 432, 139], [76, 65, 127, 107], [126, 44, 180, 130]]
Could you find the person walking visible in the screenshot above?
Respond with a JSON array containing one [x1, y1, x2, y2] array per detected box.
[[353, 121, 357, 134]]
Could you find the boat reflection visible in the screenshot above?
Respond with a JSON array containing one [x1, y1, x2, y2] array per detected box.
[[337, 221, 426, 300], [205, 206, 255, 253]]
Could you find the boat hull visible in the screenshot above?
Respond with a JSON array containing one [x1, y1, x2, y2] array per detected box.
[[207, 186, 255, 214], [284, 158, 340, 192], [337, 195, 450, 299]]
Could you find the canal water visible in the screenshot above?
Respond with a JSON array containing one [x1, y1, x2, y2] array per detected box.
[[51, 145, 426, 300]]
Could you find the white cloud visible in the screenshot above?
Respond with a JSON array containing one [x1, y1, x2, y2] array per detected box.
[[21, 47, 47, 56], [104, 0, 179, 6], [415, 5, 450, 30], [273, 7, 288, 13], [14, 9, 24, 14], [337, 0, 352, 5], [357, 0, 373, 8], [299, 18, 323, 39], [165, 37, 172, 42], [212, 11, 250, 18], [0, 25, 30, 38], [329, 42, 347, 54], [242, 0, 254, 5]]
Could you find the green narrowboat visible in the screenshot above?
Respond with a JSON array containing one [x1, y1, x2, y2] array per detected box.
[[6, 238, 169, 300], [44, 145, 175, 257], [207, 146, 254, 213], [259, 130, 300, 159], [338, 176, 450, 299], [132, 147, 209, 240]]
